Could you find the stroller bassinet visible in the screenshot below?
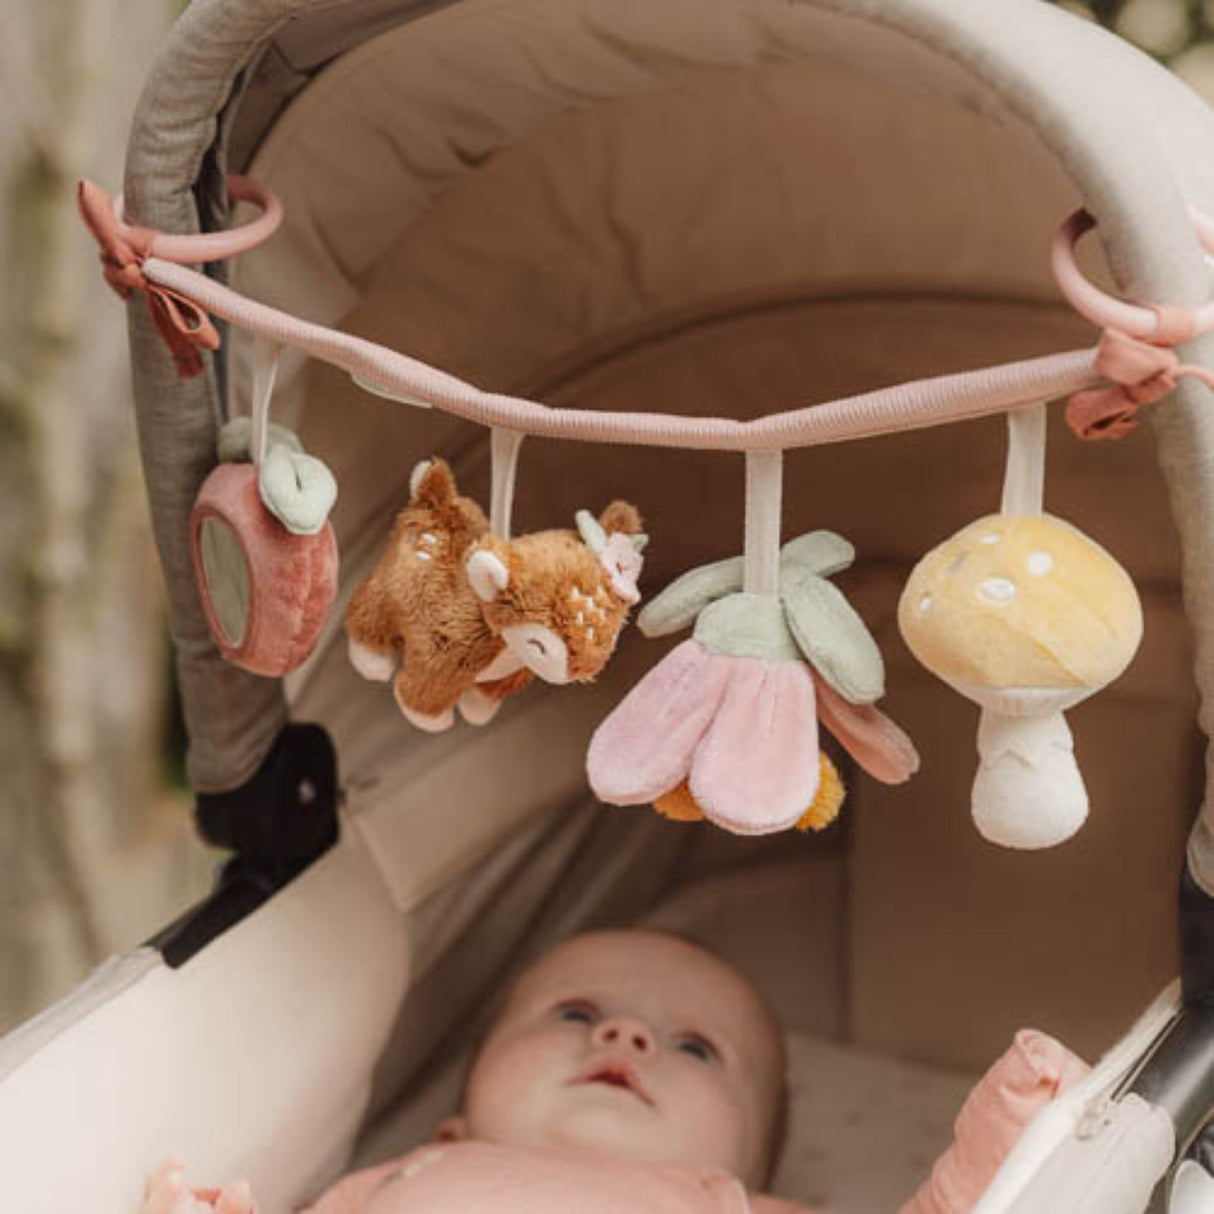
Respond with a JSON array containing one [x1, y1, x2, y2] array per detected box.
[[4, 0, 1214, 1210]]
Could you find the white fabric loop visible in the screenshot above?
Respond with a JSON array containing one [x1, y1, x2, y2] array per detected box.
[[250, 334, 281, 470], [490, 427, 525, 541], [1001, 403, 1047, 517], [743, 450, 784, 596]]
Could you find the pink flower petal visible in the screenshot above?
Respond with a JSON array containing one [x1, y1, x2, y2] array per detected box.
[[588, 639, 732, 805], [689, 658, 819, 834], [813, 672, 920, 784]]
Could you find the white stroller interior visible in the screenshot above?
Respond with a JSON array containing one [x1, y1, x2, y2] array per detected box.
[[4, 0, 1214, 1210]]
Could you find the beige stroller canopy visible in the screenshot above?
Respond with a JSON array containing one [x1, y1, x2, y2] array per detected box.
[[4, 0, 1214, 1211]]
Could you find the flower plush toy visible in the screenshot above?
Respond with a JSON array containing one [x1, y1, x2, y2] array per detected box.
[[587, 531, 918, 835]]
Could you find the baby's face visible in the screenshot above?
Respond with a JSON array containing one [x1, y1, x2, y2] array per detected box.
[[449, 931, 784, 1186]]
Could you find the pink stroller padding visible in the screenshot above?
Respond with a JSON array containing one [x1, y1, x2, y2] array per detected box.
[[900, 1029, 1090, 1214]]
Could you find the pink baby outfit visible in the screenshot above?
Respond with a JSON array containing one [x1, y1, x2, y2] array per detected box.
[[301, 1142, 810, 1214]]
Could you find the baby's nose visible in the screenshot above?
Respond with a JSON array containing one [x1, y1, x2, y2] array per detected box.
[[590, 1017, 654, 1055]]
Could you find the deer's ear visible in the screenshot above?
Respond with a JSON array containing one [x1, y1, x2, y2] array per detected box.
[[467, 548, 510, 603], [576, 509, 606, 553], [409, 457, 456, 505]]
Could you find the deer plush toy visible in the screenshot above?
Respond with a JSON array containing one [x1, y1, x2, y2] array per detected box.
[[346, 459, 646, 731]]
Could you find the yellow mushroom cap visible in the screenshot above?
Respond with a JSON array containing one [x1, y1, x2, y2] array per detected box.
[[898, 514, 1142, 690]]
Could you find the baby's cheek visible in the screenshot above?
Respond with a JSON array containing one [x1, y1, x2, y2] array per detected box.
[[464, 1035, 571, 1145], [667, 1068, 750, 1174]]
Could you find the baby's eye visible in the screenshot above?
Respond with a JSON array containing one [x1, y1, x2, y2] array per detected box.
[[554, 1000, 599, 1026], [675, 1033, 719, 1063]]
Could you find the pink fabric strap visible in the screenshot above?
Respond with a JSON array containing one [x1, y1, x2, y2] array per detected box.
[[82, 175, 1209, 448], [146, 256, 1100, 451], [77, 175, 281, 378]]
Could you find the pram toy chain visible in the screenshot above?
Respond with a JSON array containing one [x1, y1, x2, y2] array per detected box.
[[78, 176, 1213, 844], [78, 176, 1214, 451]]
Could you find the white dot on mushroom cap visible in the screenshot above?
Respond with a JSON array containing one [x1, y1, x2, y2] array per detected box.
[[918, 594, 933, 613], [979, 576, 1017, 603], [1027, 551, 1054, 576], [979, 533, 1000, 545]]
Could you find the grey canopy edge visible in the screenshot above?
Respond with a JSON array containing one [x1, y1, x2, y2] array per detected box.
[[124, 0, 1214, 963]]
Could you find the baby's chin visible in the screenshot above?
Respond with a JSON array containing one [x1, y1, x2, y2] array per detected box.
[[534, 1099, 741, 1179]]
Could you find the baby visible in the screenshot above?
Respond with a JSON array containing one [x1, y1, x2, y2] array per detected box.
[[141, 930, 815, 1214]]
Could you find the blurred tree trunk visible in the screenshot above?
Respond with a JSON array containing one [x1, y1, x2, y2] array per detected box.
[[0, 0, 202, 1033]]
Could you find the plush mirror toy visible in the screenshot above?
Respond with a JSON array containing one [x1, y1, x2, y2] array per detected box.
[[190, 347, 340, 680]]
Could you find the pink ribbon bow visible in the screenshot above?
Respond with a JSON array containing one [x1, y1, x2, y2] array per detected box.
[[77, 180, 220, 379], [1067, 328, 1214, 440]]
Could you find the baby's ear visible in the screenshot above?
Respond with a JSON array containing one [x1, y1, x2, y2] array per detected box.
[[434, 1116, 468, 1143]]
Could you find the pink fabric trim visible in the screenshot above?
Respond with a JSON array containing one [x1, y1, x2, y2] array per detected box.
[[190, 464, 338, 677], [900, 1030, 1089, 1214]]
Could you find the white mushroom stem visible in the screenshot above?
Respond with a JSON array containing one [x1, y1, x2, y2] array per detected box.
[[972, 708, 1088, 849]]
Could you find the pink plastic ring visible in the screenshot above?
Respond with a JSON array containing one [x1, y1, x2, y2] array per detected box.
[[191, 463, 338, 677], [1051, 207, 1214, 342], [116, 175, 283, 265]]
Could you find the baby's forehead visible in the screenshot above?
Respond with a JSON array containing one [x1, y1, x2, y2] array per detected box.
[[505, 932, 780, 1044]]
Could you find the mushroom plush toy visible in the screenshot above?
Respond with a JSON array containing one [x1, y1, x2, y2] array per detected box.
[[898, 511, 1142, 849]]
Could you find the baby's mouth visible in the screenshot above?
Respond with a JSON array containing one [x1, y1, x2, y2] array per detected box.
[[570, 1057, 655, 1107]]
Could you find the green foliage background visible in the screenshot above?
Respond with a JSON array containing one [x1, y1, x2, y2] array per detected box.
[[1060, 0, 1213, 65]]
